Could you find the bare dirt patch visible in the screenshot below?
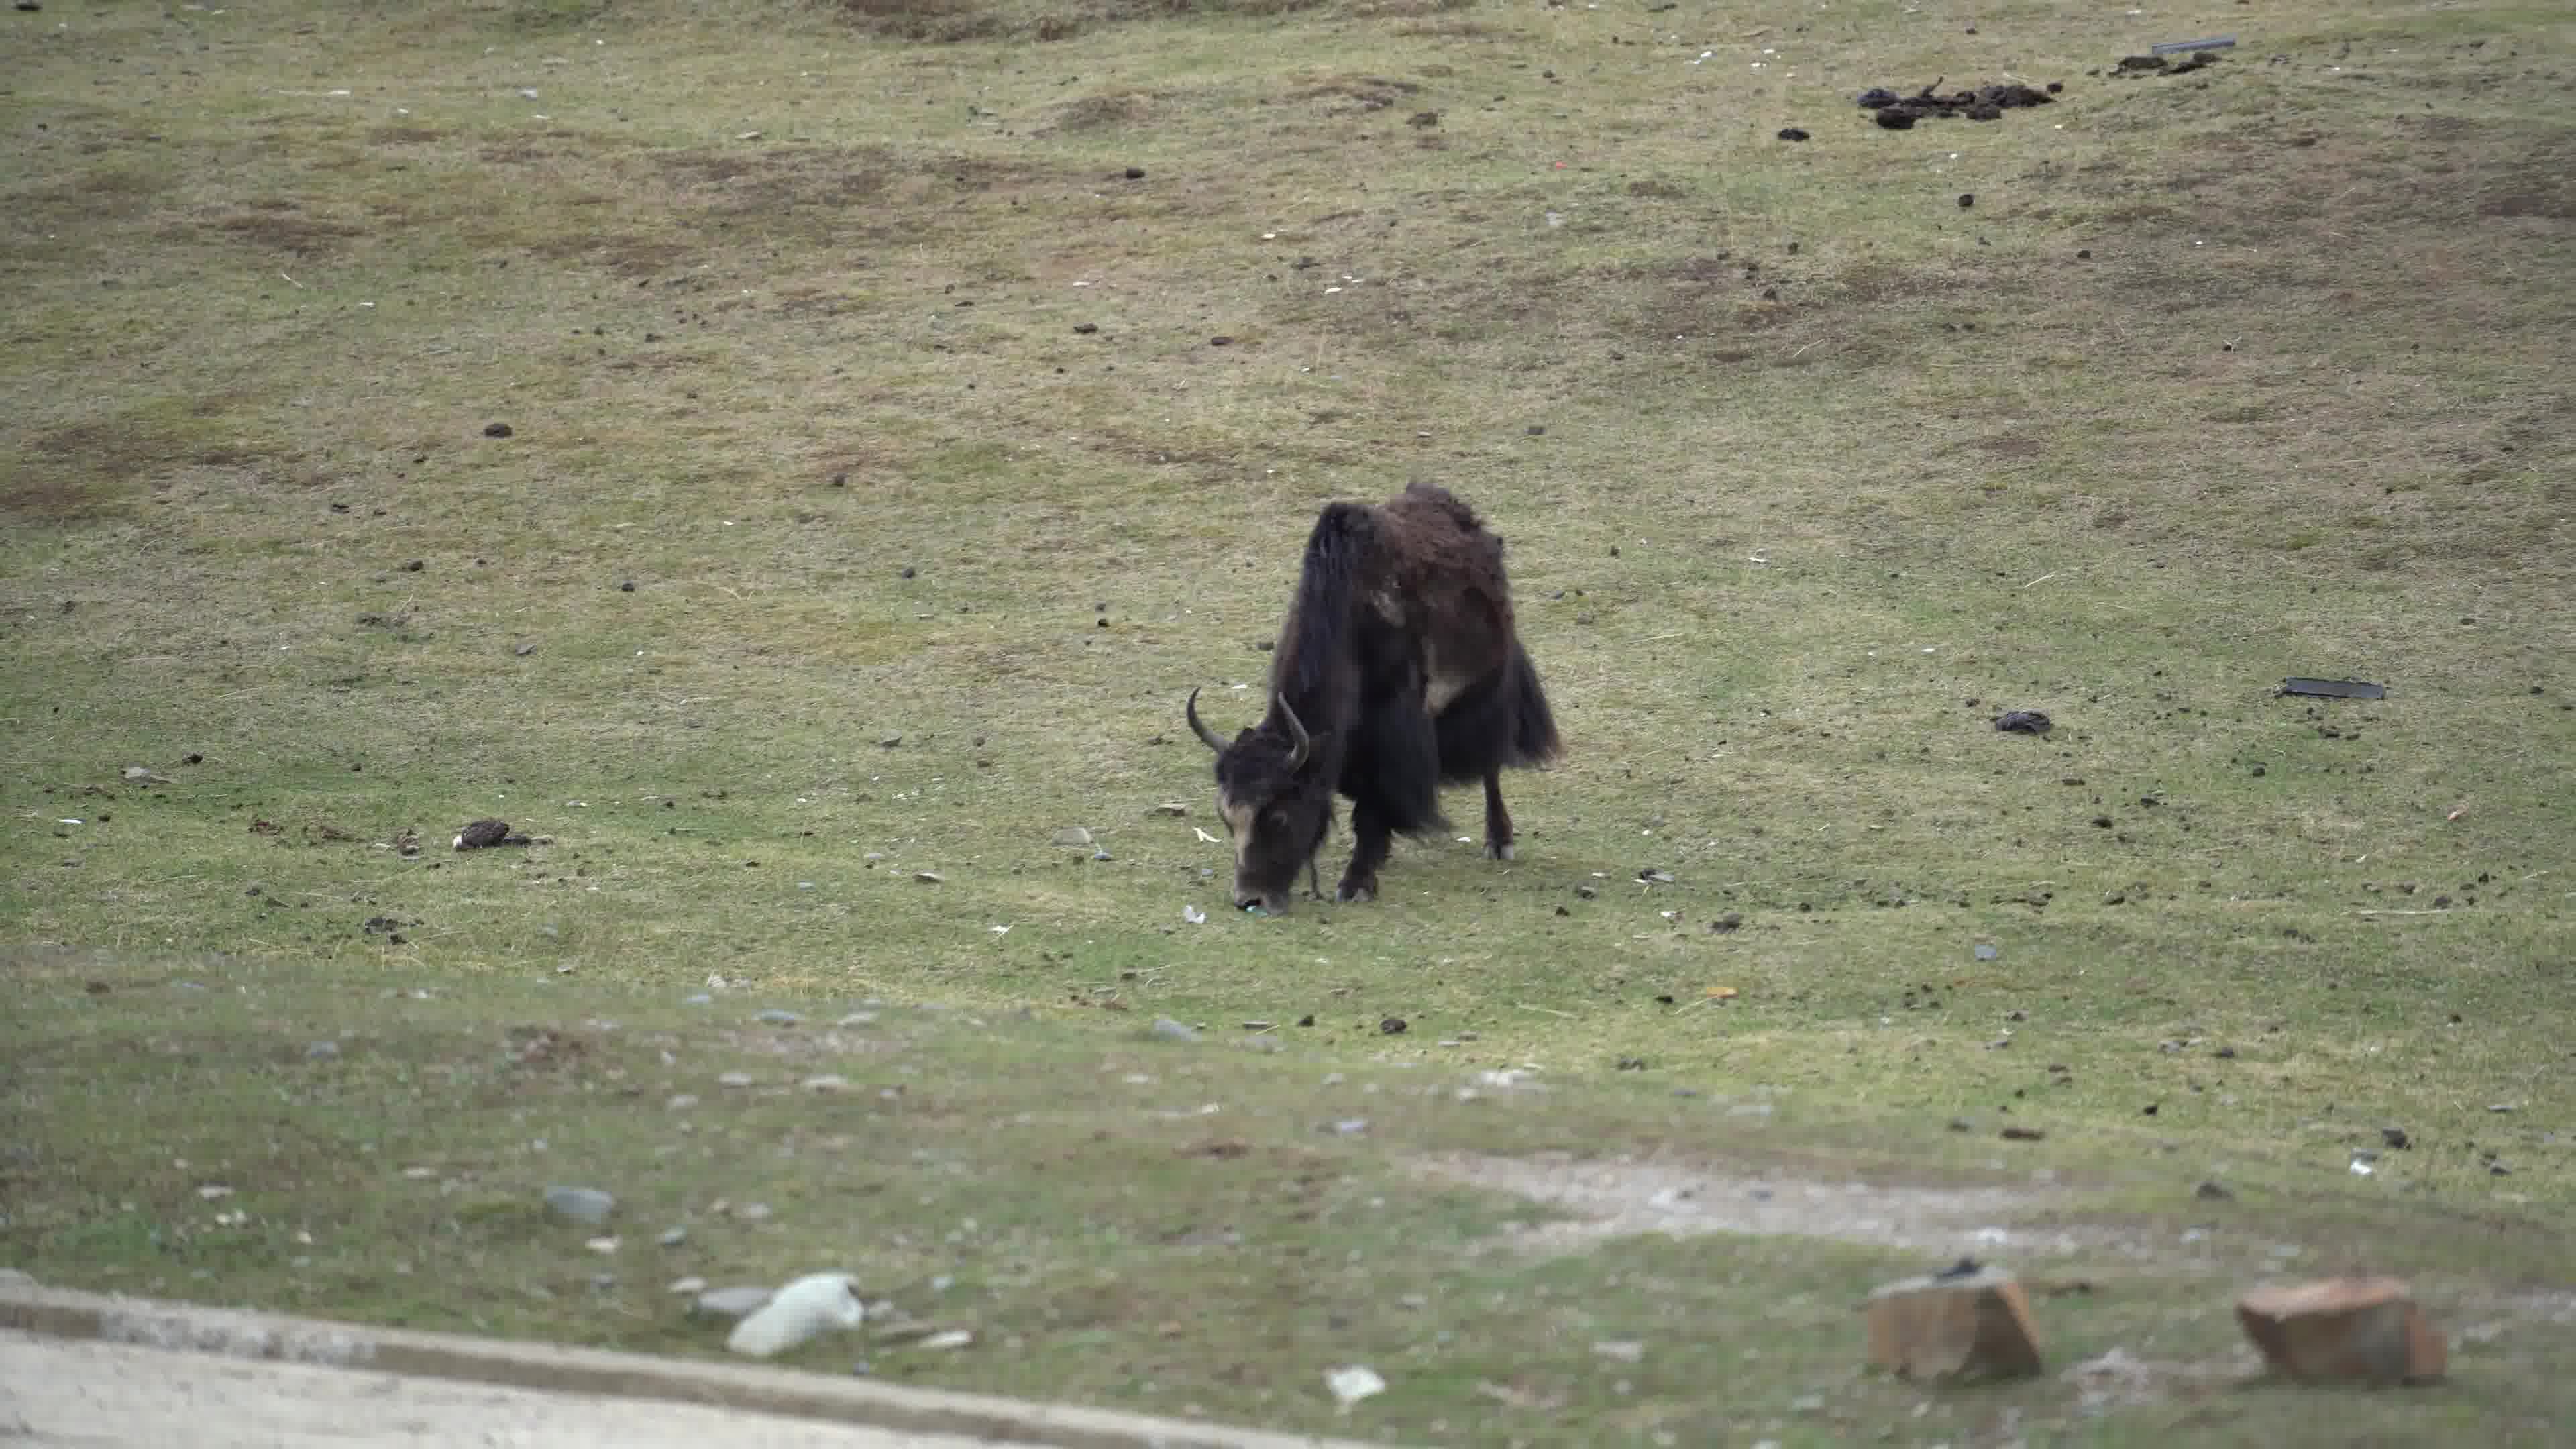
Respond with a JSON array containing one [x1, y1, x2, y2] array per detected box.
[[208, 210, 368, 257], [1417, 1151, 2102, 1258]]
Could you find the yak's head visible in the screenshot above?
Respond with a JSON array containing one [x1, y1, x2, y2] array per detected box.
[[1187, 687, 1332, 914]]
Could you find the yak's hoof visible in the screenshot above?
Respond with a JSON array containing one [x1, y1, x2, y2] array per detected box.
[[1335, 881, 1377, 904], [1484, 841, 1515, 861]]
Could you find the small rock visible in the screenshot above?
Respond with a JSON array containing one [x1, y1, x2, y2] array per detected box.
[[802, 1074, 851, 1093], [1379, 1016, 1408, 1035], [1052, 827, 1094, 847], [734, 1202, 773, 1223], [717, 1071, 756, 1088], [836, 1012, 878, 1027], [305, 1040, 341, 1060], [1864, 1264, 2043, 1381], [543, 1186, 616, 1226], [1150, 1017, 1201, 1042], [584, 1236, 619, 1255], [2236, 1277, 2447, 1385], [1593, 1339, 1646, 1364], [2196, 1180, 2233, 1200], [1151, 802, 1189, 816], [668, 1276, 708, 1295], [1957, 193, 1975, 209], [913, 871, 943, 883], [684, 994, 713, 1006], [1123, 166, 1146, 179], [484, 423, 513, 438], [755, 1009, 801, 1026], [2380, 1126, 2411, 1150], [1974, 943, 1999, 961], [1324, 1118, 1370, 1136], [1777, 127, 1810, 141], [916, 1329, 974, 1350], [694, 1285, 775, 1320], [659, 1227, 688, 1248]]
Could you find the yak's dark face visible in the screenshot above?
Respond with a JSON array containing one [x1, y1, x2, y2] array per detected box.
[[1188, 688, 1332, 914]]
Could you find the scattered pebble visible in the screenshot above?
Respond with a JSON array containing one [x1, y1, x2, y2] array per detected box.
[[755, 1009, 801, 1026], [718, 1072, 757, 1089], [659, 1227, 688, 1248], [803, 1074, 851, 1093], [694, 1285, 775, 1319], [1150, 1017, 1201, 1041], [668, 1276, 707, 1296], [543, 1186, 616, 1226]]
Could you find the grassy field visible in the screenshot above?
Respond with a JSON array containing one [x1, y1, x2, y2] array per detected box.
[[3, 0, 2573, 1442]]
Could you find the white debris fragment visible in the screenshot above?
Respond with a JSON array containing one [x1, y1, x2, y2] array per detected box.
[[1325, 1364, 1386, 1409], [727, 1272, 865, 1358]]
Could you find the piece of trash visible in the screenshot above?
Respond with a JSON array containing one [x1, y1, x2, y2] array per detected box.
[[1183, 905, 1207, 924], [2281, 677, 2386, 700], [2150, 34, 2236, 54], [1325, 1364, 1387, 1408], [1994, 710, 2053, 734], [1193, 826, 1221, 843], [727, 1272, 865, 1358]]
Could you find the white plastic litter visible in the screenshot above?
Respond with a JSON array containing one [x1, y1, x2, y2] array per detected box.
[[724, 1272, 865, 1358]]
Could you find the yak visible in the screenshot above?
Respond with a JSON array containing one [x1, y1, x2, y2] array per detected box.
[[1185, 482, 1562, 913]]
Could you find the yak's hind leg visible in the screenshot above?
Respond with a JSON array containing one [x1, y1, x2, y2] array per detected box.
[[1481, 769, 1515, 861], [1336, 798, 1395, 904]]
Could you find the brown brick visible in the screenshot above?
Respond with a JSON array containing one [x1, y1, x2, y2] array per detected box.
[[2235, 1277, 2447, 1386], [1862, 1265, 2044, 1382]]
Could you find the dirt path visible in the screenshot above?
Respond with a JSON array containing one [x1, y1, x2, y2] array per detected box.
[[0, 1330, 1050, 1449]]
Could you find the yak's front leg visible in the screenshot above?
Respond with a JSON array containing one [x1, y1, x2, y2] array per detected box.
[[1481, 769, 1515, 861], [1336, 798, 1394, 903]]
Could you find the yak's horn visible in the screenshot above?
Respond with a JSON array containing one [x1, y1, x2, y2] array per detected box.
[[1275, 694, 1312, 772], [1185, 687, 1229, 753]]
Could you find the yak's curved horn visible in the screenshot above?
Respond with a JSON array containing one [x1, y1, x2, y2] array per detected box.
[[1275, 694, 1313, 773], [1185, 687, 1229, 753]]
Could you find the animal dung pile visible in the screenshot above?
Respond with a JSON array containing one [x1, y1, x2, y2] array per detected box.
[[2110, 50, 2224, 78], [1857, 80, 2061, 129]]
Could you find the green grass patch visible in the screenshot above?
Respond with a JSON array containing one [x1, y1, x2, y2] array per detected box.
[[2, 0, 2572, 1441]]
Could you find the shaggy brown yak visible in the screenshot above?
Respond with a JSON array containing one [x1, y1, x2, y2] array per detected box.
[[1186, 482, 1562, 912]]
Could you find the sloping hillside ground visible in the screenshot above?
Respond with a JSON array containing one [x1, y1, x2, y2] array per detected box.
[[3, 0, 2571, 1443]]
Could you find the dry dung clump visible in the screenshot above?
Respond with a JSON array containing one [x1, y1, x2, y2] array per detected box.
[[1857, 80, 2060, 129]]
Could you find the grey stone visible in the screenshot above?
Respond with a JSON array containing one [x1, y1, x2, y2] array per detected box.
[[755, 1009, 800, 1026], [1150, 1018, 1200, 1042], [543, 1186, 616, 1226], [693, 1285, 775, 1319]]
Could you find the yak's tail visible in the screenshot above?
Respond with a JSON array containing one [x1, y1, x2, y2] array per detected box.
[[1505, 641, 1564, 767], [1432, 639, 1563, 785]]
